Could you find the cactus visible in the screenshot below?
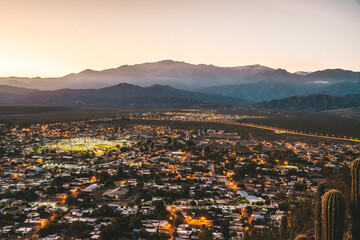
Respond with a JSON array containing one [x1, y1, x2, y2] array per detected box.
[[280, 215, 288, 240], [351, 158, 360, 240], [294, 235, 308, 240], [315, 182, 325, 240], [321, 190, 345, 240]]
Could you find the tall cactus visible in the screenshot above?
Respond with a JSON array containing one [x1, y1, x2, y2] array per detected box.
[[294, 235, 308, 240], [280, 215, 288, 240], [321, 190, 345, 240], [315, 182, 325, 240], [351, 158, 360, 240]]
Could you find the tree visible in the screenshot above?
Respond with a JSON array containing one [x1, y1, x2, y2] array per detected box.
[[279, 216, 288, 240], [128, 215, 142, 229], [198, 229, 213, 240], [174, 212, 184, 227], [69, 221, 92, 238], [134, 192, 143, 205], [246, 226, 279, 240], [117, 167, 124, 179], [220, 220, 230, 239], [65, 196, 78, 207], [153, 200, 169, 220], [100, 218, 131, 240], [244, 206, 253, 218], [180, 183, 190, 198], [97, 171, 111, 183]]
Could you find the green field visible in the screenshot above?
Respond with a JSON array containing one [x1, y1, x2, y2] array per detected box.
[[33, 138, 131, 154]]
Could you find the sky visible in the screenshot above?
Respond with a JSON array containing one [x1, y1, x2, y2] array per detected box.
[[0, 0, 359, 77]]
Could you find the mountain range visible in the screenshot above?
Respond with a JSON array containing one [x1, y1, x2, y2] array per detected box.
[[253, 94, 360, 111], [0, 60, 274, 90], [0, 60, 360, 110], [0, 84, 247, 109], [197, 69, 360, 102]]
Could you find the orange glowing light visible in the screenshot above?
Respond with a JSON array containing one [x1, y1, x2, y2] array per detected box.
[[40, 220, 47, 228]]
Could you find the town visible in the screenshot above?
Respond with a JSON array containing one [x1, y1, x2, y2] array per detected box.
[[0, 111, 359, 239]]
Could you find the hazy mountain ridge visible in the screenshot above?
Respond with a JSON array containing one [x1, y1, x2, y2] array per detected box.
[[304, 69, 360, 82], [0, 60, 274, 90], [0, 83, 248, 109], [253, 94, 360, 111], [2, 83, 360, 112], [0, 85, 39, 95], [1, 60, 359, 105], [197, 70, 360, 102], [319, 80, 360, 96]]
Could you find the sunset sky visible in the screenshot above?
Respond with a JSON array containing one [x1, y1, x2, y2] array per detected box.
[[0, 0, 359, 77]]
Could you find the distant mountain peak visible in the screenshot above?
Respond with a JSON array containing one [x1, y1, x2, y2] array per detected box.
[[306, 68, 360, 79], [234, 64, 273, 70], [104, 82, 141, 90], [274, 68, 289, 73], [0, 61, 359, 93], [79, 69, 97, 74], [157, 59, 181, 64]]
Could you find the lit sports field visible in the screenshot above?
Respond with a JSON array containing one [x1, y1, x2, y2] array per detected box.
[[33, 138, 130, 154]]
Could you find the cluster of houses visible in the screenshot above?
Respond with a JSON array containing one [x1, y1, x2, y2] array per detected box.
[[0, 118, 358, 239]]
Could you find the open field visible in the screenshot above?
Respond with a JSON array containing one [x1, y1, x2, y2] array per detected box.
[[0, 106, 126, 124], [94, 118, 357, 144], [241, 111, 360, 139], [0, 106, 359, 142], [324, 107, 360, 118]]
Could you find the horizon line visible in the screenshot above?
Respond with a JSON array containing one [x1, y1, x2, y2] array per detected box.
[[0, 59, 359, 79]]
